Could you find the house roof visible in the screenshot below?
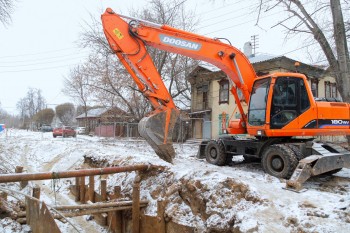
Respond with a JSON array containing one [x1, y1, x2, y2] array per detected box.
[[76, 108, 109, 119], [194, 53, 325, 78], [248, 53, 281, 64], [197, 53, 281, 72]]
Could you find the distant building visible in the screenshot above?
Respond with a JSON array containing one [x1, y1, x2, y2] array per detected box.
[[76, 107, 134, 136]]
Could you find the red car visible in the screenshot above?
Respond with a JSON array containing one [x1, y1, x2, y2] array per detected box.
[[53, 126, 76, 138]]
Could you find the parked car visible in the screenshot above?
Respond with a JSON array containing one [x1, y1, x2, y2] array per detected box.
[[76, 127, 86, 134], [40, 125, 53, 132], [53, 126, 76, 138]]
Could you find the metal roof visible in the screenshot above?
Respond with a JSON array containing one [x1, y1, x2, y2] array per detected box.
[[76, 108, 108, 119], [248, 53, 281, 64], [198, 53, 282, 71]]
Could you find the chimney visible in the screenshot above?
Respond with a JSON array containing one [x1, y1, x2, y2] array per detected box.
[[243, 42, 253, 57]]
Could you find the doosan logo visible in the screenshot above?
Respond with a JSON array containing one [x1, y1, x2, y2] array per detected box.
[[160, 35, 202, 51]]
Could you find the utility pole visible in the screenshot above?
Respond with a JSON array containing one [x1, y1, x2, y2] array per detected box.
[[251, 35, 259, 56]]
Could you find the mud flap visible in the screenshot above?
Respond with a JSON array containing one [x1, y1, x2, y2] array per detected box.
[[286, 153, 350, 192], [138, 109, 179, 163]]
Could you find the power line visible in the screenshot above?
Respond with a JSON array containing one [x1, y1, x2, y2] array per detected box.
[[203, 11, 282, 35], [198, 0, 247, 16], [0, 56, 87, 68], [282, 41, 318, 55], [164, 0, 190, 14], [0, 47, 82, 59], [199, 0, 268, 24], [0, 63, 79, 74], [0, 51, 89, 63]]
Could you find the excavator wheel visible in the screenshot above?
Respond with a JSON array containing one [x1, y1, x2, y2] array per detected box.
[[138, 109, 179, 163], [262, 144, 298, 179], [286, 144, 305, 161], [205, 140, 227, 166]]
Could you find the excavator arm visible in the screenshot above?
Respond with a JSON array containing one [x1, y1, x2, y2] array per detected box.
[[101, 8, 257, 162]]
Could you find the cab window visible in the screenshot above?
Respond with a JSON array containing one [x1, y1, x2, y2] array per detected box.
[[248, 78, 270, 126], [270, 77, 310, 129]]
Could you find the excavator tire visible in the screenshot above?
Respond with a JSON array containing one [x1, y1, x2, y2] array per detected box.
[[205, 140, 227, 166], [286, 144, 305, 161], [262, 144, 298, 179]]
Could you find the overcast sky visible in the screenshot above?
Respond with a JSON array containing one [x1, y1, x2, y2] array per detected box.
[[0, 0, 308, 115]]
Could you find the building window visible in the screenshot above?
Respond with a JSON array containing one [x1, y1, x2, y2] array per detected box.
[[218, 79, 229, 104], [196, 83, 209, 110], [311, 79, 318, 97], [325, 81, 337, 98]]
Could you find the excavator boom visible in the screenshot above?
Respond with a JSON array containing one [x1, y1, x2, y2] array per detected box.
[[101, 8, 257, 162]]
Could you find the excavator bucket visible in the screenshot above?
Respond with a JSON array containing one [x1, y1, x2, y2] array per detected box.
[[286, 142, 350, 192], [138, 109, 179, 163]]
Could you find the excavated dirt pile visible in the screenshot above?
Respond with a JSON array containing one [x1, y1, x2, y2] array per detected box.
[[84, 156, 266, 232]]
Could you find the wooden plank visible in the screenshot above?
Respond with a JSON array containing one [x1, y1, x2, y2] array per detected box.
[[89, 176, 95, 202], [132, 176, 141, 233], [101, 179, 107, 201]]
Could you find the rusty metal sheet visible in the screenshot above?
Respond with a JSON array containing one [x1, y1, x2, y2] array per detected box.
[[166, 221, 195, 233], [25, 197, 39, 232], [140, 215, 163, 233], [25, 197, 61, 233], [38, 202, 61, 233]]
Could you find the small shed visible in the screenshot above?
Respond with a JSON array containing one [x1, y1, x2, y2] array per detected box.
[[76, 107, 134, 136]]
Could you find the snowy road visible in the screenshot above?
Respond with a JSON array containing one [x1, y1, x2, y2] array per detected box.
[[1, 129, 350, 232]]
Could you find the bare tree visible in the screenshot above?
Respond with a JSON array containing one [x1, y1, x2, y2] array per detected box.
[[25, 88, 46, 119], [257, 0, 349, 102], [256, 0, 350, 144], [0, 103, 19, 128], [81, 55, 151, 121], [0, 0, 16, 26], [63, 65, 92, 128], [78, 0, 199, 116], [16, 97, 27, 126], [33, 108, 55, 127], [55, 103, 75, 126], [130, 0, 200, 108], [16, 88, 46, 129]]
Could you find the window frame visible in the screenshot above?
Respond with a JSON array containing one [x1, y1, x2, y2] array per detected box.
[[218, 78, 229, 104], [324, 81, 337, 98], [311, 78, 318, 97]]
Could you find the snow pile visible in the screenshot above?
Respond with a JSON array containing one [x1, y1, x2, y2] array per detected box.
[[1, 129, 350, 232]]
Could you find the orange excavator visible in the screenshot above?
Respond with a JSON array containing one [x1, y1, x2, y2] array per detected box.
[[101, 8, 350, 190]]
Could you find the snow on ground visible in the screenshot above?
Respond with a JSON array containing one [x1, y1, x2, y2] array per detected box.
[[0, 129, 350, 232]]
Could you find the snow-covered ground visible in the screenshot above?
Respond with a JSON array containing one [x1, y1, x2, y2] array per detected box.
[[0, 129, 350, 232]]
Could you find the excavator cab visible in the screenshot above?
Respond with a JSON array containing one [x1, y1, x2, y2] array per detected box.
[[247, 73, 314, 137]]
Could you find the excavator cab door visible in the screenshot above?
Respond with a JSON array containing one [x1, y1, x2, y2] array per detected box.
[[270, 77, 310, 129]]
